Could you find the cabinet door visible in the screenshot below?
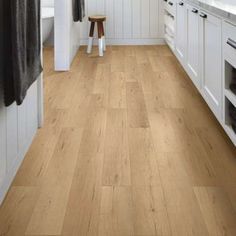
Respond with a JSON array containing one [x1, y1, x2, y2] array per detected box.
[[200, 12, 222, 120], [186, 4, 200, 88], [176, 1, 186, 64]]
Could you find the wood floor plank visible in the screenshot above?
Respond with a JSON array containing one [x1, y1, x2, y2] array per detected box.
[[102, 109, 131, 186], [98, 186, 134, 236], [0, 46, 236, 236], [126, 82, 150, 128], [135, 47, 149, 65], [163, 183, 209, 236], [0, 187, 38, 236], [61, 154, 103, 236], [194, 187, 236, 236], [78, 94, 107, 156], [196, 127, 236, 185], [93, 63, 110, 95], [111, 49, 125, 72], [128, 128, 162, 186], [132, 186, 172, 236], [108, 72, 127, 109], [149, 110, 185, 152], [26, 128, 83, 235], [137, 63, 157, 94], [13, 127, 60, 186]]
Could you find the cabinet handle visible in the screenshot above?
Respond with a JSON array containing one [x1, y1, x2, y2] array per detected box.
[[168, 1, 174, 6], [179, 2, 184, 6], [227, 38, 236, 50], [163, 0, 167, 2], [192, 8, 198, 13], [199, 13, 207, 18]]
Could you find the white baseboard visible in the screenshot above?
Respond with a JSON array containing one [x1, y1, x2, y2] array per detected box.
[[80, 38, 165, 46]]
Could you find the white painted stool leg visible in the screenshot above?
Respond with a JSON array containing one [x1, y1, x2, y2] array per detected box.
[[87, 37, 93, 54], [98, 38, 103, 57], [102, 36, 106, 51]]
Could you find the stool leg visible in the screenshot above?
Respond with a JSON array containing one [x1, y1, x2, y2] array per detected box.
[[102, 37, 106, 52], [101, 23, 106, 51], [97, 22, 103, 57], [87, 22, 95, 54]]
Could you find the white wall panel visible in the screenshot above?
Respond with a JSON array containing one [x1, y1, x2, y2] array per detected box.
[[6, 105, 18, 172], [150, 0, 159, 38], [141, 0, 150, 38], [17, 100, 27, 152], [105, 0, 115, 38], [114, 0, 123, 39], [0, 95, 6, 187], [132, 0, 141, 39], [123, 0, 132, 39], [54, 0, 80, 71], [0, 80, 39, 205], [81, 0, 163, 44]]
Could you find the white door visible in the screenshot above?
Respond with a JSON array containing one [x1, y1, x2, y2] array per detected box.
[[186, 4, 200, 89], [176, 1, 186, 64], [200, 11, 222, 120]]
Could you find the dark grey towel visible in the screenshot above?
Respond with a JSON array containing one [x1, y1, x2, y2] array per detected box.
[[0, 0, 4, 87], [3, 0, 42, 106], [73, 0, 85, 22]]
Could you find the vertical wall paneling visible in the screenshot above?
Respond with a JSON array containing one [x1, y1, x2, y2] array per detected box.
[[26, 82, 38, 140], [132, 0, 141, 39], [158, 0, 165, 38], [141, 0, 150, 38], [17, 99, 27, 152], [123, 0, 132, 39], [114, 0, 123, 39], [0, 102, 6, 186], [0, 80, 39, 205], [105, 0, 115, 38], [81, 0, 163, 44], [150, 0, 159, 38], [0, 1, 42, 204], [6, 105, 18, 173], [81, 0, 89, 39], [97, 0, 105, 15]]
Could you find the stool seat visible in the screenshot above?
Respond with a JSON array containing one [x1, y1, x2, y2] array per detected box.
[[88, 15, 106, 22]]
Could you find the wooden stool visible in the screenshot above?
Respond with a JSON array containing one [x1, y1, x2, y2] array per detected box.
[[87, 15, 106, 57]]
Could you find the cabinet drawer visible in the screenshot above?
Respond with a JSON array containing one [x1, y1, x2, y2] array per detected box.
[[163, 0, 176, 17], [223, 21, 236, 63]]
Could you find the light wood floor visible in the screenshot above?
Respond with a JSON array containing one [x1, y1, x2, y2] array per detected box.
[[0, 46, 236, 236]]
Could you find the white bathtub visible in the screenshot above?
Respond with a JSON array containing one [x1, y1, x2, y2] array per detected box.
[[42, 7, 54, 43]]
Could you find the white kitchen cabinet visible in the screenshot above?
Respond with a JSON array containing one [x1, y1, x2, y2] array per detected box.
[[175, 1, 186, 64], [166, 0, 236, 145], [199, 11, 222, 120], [186, 4, 200, 89]]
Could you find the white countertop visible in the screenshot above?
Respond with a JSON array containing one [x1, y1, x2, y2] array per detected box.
[[186, 0, 236, 23]]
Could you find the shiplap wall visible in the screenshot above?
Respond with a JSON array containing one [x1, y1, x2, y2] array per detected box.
[[0, 80, 39, 204], [0, 1, 43, 203], [80, 0, 164, 45]]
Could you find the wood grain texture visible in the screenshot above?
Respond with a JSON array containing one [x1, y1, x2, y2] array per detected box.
[[0, 46, 236, 235]]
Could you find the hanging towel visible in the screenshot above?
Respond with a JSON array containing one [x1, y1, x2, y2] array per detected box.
[[3, 0, 42, 106], [2, 0, 15, 105], [0, 0, 4, 90], [73, 0, 85, 22]]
